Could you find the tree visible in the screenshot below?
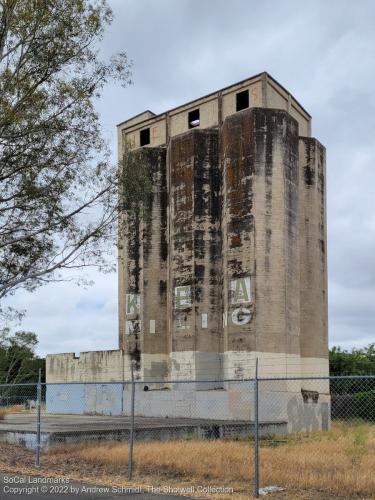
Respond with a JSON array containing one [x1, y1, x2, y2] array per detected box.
[[0, 327, 44, 404], [330, 345, 375, 420], [329, 344, 375, 376], [0, 0, 132, 306], [0, 327, 44, 384], [330, 344, 375, 398]]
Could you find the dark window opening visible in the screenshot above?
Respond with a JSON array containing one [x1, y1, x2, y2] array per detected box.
[[236, 90, 249, 112], [140, 128, 150, 146], [188, 109, 200, 128]]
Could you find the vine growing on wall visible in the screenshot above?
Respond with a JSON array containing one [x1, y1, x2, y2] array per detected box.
[[119, 148, 153, 218], [118, 146, 154, 270]]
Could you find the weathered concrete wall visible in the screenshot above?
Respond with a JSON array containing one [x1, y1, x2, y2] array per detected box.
[[222, 80, 262, 117], [221, 108, 256, 377], [169, 129, 222, 381], [170, 98, 219, 136], [140, 148, 169, 380], [266, 78, 310, 137], [121, 73, 311, 152], [299, 138, 328, 381], [45, 382, 330, 433], [119, 147, 169, 380], [221, 108, 300, 378], [258, 389, 330, 433], [124, 117, 167, 149], [46, 351, 125, 383]]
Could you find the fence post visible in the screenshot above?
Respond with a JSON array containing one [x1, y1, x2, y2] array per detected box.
[[254, 358, 259, 498], [36, 368, 42, 467], [128, 361, 135, 480]]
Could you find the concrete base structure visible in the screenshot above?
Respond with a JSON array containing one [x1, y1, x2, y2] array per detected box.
[[44, 380, 329, 434], [46, 350, 329, 383], [46, 350, 330, 430], [0, 413, 287, 450]]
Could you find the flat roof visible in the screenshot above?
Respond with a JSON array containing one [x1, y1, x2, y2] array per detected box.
[[117, 71, 311, 129]]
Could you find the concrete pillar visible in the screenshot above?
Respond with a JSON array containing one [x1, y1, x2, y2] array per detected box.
[[221, 108, 301, 379], [119, 147, 168, 380], [298, 138, 329, 379], [141, 148, 169, 381], [169, 129, 222, 382]]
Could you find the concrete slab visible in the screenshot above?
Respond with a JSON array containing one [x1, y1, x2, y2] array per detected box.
[[0, 412, 287, 449]]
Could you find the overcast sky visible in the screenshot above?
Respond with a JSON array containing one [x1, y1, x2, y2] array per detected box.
[[5, 0, 375, 356]]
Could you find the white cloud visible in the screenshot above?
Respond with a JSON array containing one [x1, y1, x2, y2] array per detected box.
[[4, 271, 118, 357], [4, 0, 375, 355]]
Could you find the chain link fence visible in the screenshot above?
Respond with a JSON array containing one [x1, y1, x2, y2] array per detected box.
[[0, 373, 374, 498]]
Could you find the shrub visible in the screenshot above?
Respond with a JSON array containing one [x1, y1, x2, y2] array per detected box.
[[353, 391, 375, 421]]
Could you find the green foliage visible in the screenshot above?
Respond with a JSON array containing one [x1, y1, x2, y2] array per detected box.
[[0, 327, 45, 385], [329, 344, 375, 376], [329, 344, 375, 399], [0, 0, 132, 301], [120, 148, 153, 217], [353, 391, 375, 421]]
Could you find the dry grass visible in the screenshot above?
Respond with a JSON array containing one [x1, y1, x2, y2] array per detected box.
[[51, 421, 375, 498], [76, 439, 253, 481], [0, 421, 373, 499], [260, 422, 375, 496], [0, 405, 23, 419]]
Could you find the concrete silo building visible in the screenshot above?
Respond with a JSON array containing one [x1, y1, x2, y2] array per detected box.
[[46, 72, 329, 427], [117, 71, 328, 383]]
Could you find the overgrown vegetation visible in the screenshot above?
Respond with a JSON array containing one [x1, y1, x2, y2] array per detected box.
[[329, 344, 375, 375], [343, 422, 369, 466], [329, 344, 375, 420], [120, 148, 153, 217], [0, 404, 23, 419], [0, 423, 373, 499], [45, 422, 374, 498], [0, 328, 44, 384], [0, 328, 44, 403]]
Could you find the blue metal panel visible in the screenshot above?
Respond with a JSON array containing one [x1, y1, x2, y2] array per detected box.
[[84, 384, 123, 415], [46, 384, 85, 414]]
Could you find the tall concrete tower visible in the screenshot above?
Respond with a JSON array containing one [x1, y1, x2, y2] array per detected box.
[[46, 72, 329, 429], [117, 72, 328, 382]]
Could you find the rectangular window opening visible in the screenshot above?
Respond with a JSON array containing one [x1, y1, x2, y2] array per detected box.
[[188, 109, 200, 128], [140, 128, 150, 146], [236, 90, 249, 112]]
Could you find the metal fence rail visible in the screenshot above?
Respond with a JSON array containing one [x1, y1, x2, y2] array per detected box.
[[0, 373, 374, 498]]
